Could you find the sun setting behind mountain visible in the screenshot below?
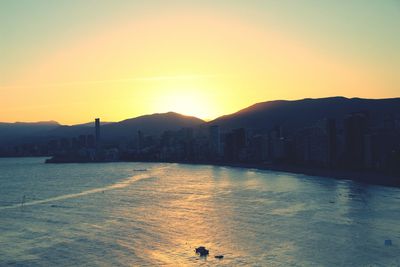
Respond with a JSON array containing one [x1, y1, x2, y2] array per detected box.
[[1, 1, 399, 124], [1, 1, 400, 266]]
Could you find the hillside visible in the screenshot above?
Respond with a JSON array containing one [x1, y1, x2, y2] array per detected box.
[[208, 97, 400, 132], [101, 112, 205, 139], [0, 121, 60, 145], [0, 112, 205, 144]]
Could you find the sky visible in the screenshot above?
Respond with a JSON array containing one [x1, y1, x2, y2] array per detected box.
[[1, 0, 399, 124]]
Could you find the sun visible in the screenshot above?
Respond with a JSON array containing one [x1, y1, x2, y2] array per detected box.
[[153, 88, 213, 120]]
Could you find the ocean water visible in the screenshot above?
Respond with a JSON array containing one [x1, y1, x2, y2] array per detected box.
[[0, 158, 399, 266]]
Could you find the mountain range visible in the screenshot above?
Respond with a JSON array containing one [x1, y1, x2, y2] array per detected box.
[[1, 96, 400, 145]]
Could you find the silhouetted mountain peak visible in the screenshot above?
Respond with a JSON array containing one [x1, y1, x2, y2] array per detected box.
[[104, 112, 205, 138], [119, 111, 204, 123]]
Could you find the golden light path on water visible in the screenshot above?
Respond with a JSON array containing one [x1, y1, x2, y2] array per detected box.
[[1, 158, 400, 266]]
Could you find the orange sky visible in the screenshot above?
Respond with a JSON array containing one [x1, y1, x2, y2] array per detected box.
[[1, 1, 399, 124]]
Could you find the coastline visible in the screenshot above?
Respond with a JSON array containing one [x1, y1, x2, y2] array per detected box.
[[160, 161, 400, 188], [44, 156, 400, 188], [219, 162, 400, 188]]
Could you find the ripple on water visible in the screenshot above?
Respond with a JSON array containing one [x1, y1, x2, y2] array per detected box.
[[0, 158, 400, 266]]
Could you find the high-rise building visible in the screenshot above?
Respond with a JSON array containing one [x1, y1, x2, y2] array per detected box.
[[326, 118, 337, 167], [344, 113, 368, 169], [87, 134, 95, 148], [293, 119, 336, 167], [78, 135, 87, 148], [209, 125, 221, 158], [223, 128, 246, 162], [95, 118, 101, 149]]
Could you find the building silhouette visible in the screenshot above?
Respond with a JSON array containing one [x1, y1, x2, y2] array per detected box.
[[95, 118, 101, 150], [344, 113, 368, 169], [209, 125, 221, 159]]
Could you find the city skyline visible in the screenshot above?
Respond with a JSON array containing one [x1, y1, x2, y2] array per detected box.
[[1, 1, 400, 124], [2, 2, 400, 265], [14, 97, 399, 186]]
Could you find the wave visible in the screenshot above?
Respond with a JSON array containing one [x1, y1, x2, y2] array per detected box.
[[0, 173, 152, 211]]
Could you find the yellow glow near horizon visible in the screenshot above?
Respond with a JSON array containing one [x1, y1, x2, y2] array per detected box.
[[152, 86, 216, 120], [1, 3, 399, 124]]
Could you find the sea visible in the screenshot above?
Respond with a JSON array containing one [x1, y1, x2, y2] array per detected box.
[[0, 157, 399, 266]]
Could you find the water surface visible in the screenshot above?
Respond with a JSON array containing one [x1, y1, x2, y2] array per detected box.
[[0, 158, 399, 266]]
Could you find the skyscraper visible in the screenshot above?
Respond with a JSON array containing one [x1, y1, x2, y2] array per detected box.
[[95, 118, 101, 149], [209, 125, 221, 158], [344, 113, 367, 169]]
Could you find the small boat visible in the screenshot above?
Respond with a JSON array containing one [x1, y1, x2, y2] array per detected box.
[[195, 246, 209, 256], [215, 255, 224, 259], [133, 169, 147, 172]]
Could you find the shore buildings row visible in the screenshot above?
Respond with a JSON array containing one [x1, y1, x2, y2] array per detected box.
[[2, 113, 400, 176]]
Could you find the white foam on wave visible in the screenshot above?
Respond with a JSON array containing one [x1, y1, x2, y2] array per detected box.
[[0, 173, 152, 211]]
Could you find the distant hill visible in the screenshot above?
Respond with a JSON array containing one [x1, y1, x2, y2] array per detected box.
[[208, 97, 400, 132], [0, 121, 60, 145], [0, 112, 205, 145], [101, 112, 204, 139]]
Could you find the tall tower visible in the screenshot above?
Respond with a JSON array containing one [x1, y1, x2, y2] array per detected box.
[[344, 113, 367, 169], [209, 125, 221, 158], [95, 118, 101, 149]]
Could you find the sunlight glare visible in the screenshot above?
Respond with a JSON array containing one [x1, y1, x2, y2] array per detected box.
[[153, 88, 212, 120]]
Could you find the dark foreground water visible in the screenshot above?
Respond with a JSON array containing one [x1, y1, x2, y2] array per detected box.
[[0, 158, 399, 266]]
